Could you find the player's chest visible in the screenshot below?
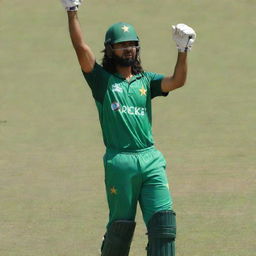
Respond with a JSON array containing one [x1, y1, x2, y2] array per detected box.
[[107, 79, 149, 106]]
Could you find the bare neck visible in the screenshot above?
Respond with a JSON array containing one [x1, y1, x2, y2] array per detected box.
[[116, 66, 133, 80]]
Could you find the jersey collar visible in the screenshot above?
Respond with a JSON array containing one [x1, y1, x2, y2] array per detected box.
[[113, 72, 143, 82]]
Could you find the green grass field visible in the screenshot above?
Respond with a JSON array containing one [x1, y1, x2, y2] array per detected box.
[[1, 0, 255, 255]]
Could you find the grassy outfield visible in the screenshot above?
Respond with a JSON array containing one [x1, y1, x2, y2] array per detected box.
[[0, 0, 255, 255]]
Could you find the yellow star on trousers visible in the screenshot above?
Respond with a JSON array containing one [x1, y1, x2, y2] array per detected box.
[[110, 187, 117, 195], [121, 25, 129, 32], [139, 86, 147, 96]]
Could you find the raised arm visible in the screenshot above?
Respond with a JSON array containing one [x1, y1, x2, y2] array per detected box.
[[161, 24, 196, 93], [61, 0, 95, 73]]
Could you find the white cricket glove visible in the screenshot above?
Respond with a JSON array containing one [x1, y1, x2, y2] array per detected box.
[[172, 24, 196, 52], [61, 0, 82, 11]]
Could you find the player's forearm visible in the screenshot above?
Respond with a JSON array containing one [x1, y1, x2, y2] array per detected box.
[[67, 11, 86, 50], [161, 52, 188, 92], [172, 52, 187, 87], [67, 11, 95, 72]]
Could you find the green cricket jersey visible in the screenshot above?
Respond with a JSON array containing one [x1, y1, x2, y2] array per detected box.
[[83, 63, 168, 151]]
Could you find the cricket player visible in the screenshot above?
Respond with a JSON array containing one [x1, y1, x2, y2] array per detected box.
[[61, 0, 196, 255]]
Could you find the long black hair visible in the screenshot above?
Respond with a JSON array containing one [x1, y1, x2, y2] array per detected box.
[[101, 44, 144, 75]]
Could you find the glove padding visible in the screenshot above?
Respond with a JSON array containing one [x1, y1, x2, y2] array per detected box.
[[61, 0, 82, 11], [172, 24, 196, 52]]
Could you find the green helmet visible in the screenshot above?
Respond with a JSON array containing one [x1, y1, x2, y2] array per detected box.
[[104, 22, 139, 45]]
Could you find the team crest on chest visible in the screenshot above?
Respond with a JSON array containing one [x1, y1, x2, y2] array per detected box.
[[112, 83, 123, 93], [139, 85, 147, 96]]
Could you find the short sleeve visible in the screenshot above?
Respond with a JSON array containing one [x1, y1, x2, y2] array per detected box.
[[82, 63, 111, 103], [144, 72, 168, 99]]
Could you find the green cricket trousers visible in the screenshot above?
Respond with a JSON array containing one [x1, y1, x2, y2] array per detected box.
[[103, 146, 173, 226]]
